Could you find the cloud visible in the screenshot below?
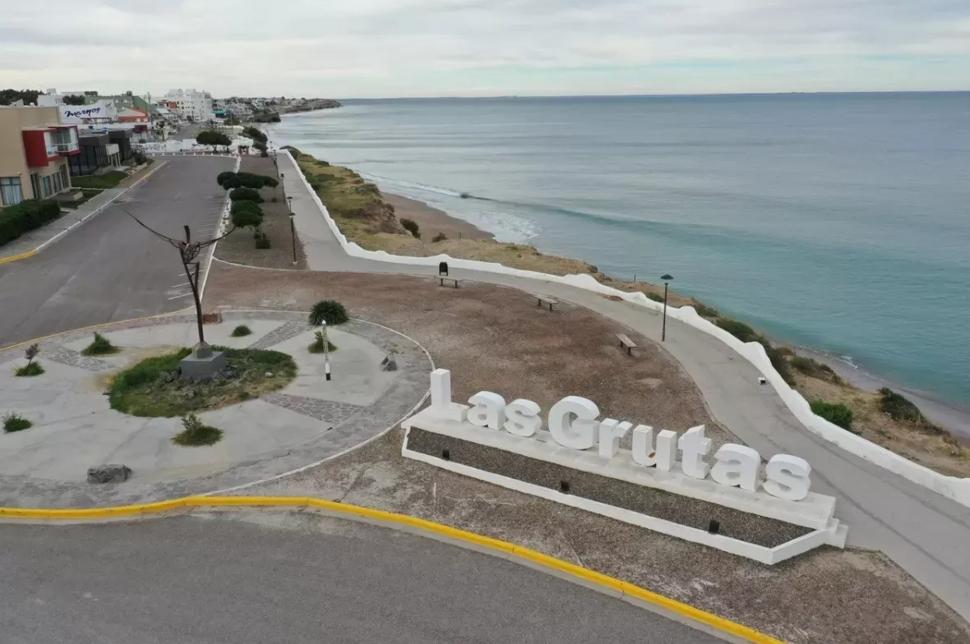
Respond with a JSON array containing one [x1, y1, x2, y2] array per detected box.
[[1, 0, 968, 96]]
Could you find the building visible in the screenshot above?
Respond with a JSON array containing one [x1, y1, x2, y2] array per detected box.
[[0, 106, 78, 207], [163, 89, 213, 122]]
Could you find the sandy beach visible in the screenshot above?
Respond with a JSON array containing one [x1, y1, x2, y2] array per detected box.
[[383, 192, 493, 241]]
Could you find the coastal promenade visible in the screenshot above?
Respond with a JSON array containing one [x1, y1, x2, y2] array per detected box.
[[276, 151, 970, 620]]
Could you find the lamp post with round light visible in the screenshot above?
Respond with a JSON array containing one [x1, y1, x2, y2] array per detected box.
[[661, 274, 673, 342]]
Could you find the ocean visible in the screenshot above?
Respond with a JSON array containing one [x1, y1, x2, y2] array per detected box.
[[264, 93, 970, 409]]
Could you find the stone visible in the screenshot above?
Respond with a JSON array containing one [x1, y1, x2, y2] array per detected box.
[[87, 464, 132, 484]]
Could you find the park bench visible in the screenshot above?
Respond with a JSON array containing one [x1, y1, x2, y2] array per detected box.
[[616, 333, 638, 356], [535, 295, 558, 311], [438, 276, 462, 288]]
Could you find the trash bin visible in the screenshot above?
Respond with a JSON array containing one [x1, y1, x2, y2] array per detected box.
[[439, 261, 448, 276]]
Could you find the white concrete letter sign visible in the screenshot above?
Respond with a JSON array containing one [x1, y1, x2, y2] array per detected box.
[[678, 425, 712, 479], [504, 399, 541, 437], [763, 455, 812, 501], [548, 396, 600, 450], [467, 391, 506, 429], [710, 444, 761, 492], [414, 370, 816, 503]]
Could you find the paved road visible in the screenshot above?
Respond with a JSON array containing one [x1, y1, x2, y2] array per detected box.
[[0, 514, 721, 644], [277, 151, 970, 621], [0, 156, 233, 347]]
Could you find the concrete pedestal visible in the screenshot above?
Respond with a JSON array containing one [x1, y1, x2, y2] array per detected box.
[[179, 344, 227, 380]]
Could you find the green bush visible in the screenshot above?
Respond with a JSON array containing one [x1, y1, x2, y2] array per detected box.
[[431, 232, 447, 243], [220, 172, 277, 190], [242, 126, 268, 143], [231, 325, 252, 337], [231, 201, 263, 229], [646, 292, 664, 303], [15, 362, 43, 377], [172, 414, 223, 446], [308, 300, 349, 326], [716, 318, 760, 343], [70, 171, 127, 190], [790, 356, 840, 382], [196, 130, 231, 146], [810, 400, 855, 431], [765, 345, 795, 385], [879, 388, 925, 424], [0, 199, 61, 246], [692, 302, 720, 319], [254, 231, 271, 249], [308, 330, 337, 353], [3, 413, 32, 433], [400, 218, 420, 238], [82, 332, 118, 356], [217, 170, 236, 186], [229, 187, 263, 203]]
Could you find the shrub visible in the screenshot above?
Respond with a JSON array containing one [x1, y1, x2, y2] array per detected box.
[[790, 356, 840, 382], [254, 231, 271, 249], [810, 400, 855, 431], [646, 292, 664, 303], [172, 414, 223, 446], [242, 126, 268, 143], [216, 170, 236, 187], [82, 332, 118, 356], [765, 345, 795, 385], [196, 130, 231, 146], [0, 199, 62, 245], [692, 302, 720, 319], [716, 318, 760, 344], [432, 232, 448, 243], [400, 218, 420, 238], [308, 330, 338, 353], [3, 413, 32, 433], [308, 300, 348, 326], [879, 388, 925, 424], [16, 362, 44, 377], [229, 187, 263, 203], [231, 325, 252, 337]]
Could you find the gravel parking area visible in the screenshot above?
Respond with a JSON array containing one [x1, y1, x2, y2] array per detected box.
[[204, 263, 970, 643]]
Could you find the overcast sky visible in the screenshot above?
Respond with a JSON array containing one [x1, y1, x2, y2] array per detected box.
[[2, 0, 969, 98]]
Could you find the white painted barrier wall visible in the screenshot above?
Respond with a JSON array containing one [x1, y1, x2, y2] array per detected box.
[[282, 149, 970, 508]]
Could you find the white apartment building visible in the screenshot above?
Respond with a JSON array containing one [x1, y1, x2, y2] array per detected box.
[[162, 89, 214, 122]]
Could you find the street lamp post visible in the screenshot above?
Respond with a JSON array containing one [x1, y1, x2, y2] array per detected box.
[[661, 273, 674, 342], [287, 195, 296, 264], [321, 320, 332, 381]]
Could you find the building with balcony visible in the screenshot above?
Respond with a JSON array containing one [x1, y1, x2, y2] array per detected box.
[[163, 88, 214, 122], [0, 106, 78, 207]]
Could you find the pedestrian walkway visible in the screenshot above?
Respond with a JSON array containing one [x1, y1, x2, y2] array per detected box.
[[276, 150, 970, 621]]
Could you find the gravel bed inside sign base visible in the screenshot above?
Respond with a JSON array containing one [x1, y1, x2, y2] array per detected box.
[[406, 428, 810, 548]]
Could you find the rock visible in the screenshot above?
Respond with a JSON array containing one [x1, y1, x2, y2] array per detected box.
[[381, 358, 397, 372], [87, 464, 132, 484]]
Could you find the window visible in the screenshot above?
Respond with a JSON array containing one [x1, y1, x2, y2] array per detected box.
[[42, 175, 53, 198], [0, 177, 23, 206]]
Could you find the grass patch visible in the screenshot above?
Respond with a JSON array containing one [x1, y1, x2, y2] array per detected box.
[[82, 332, 119, 356], [308, 330, 337, 353], [231, 325, 252, 337], [172, 414, 223, 446], [810, 400, 856, 432], [109, 346, 296, 417], [15, 362, 44, 377], [70, 171, 127, 190], [3, 413, 32, 433]]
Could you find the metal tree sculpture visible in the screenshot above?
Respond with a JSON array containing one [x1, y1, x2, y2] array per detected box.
[[123, 208, 234, 350]]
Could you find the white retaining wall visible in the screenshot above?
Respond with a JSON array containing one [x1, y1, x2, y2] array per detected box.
[[283, 149, 970, 509]]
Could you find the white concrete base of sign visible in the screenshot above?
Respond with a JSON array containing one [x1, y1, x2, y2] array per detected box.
[[402, 409, 848, 564]]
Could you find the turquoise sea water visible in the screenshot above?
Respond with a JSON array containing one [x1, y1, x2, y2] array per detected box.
[[265, 93, 970, 406]]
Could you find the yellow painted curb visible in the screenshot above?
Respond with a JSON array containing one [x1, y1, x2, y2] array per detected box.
[[0, 249, 38, 265], [0, 495, 780, 643]]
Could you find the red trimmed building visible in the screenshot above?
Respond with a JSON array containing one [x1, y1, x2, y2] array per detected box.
[[0, 106, 79, 207]]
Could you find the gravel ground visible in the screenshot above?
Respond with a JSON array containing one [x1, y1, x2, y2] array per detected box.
[[204, 263, 970, 643], [214, 156, 307, 269], [407, 428, 809, 547]]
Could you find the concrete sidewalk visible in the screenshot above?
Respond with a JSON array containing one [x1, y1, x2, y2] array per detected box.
[[276, 150, 970, 621]]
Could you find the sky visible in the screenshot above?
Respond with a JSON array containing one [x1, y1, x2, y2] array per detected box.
[[2, 0, 969, 98]]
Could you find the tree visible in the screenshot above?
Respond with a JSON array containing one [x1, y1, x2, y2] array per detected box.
[[230, 201, 263, 229], [196, 130, 231, 150], [62, 94, 86, 105], [229, 187, 262, 202]]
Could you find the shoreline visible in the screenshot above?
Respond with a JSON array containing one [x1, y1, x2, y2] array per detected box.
[[384, 188, 970, 439]]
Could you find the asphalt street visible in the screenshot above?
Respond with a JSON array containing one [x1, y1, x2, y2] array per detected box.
[[0, 513, 721, 644], [0, 156, 233, 347]]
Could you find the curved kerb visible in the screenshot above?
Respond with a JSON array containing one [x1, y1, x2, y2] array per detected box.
[[0, 495, 781, 644]]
